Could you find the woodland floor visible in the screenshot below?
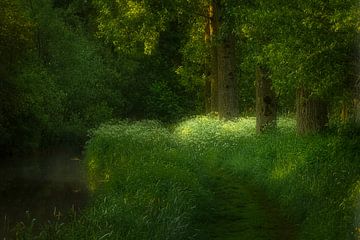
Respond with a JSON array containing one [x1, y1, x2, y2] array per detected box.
[[206, 169, 297, 240]]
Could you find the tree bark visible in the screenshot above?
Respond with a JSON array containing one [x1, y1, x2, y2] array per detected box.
[[210, 43, 219, 113], [340, 101, 349, 123], [217, 34, 239, 119], [354, 71, 360, 125], [355, 99, 360, 125], [256, 66, 277, 133], [296, 88, 328, 134], [347, 48, 360, 125], [205, 1, 238, 118], [204, 78, 211, 113], [205, 2, 218, 113]]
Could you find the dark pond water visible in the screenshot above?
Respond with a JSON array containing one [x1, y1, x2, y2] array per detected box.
[[0, 148, 88, 239]]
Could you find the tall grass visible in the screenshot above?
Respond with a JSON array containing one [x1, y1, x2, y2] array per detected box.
[[16, 117, 359, 239], [174, 117, 359, 239], [239, 121, 360, 239], [65, 120, 212, 240]]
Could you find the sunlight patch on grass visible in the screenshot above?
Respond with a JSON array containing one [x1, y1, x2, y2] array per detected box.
[[179, 126, 191, 138], [222, 117, 256, 136], [271, 162, 298, 180]]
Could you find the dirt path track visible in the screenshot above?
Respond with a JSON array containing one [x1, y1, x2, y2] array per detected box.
[[206, 169, 296, 240]]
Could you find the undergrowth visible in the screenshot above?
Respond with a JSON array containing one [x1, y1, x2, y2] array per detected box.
[[16, 117, 359, 239]]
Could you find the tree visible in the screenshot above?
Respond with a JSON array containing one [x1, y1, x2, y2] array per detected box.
[[207, 1, 239, 119], [239, 0, 359, 134], [296, 88, 328, 134], [1, 0, 129, 154], [255, 66, 276, 133], [204, 3, 217, 113], [231, 1, 278, 129], [92, 0, 240, 119]]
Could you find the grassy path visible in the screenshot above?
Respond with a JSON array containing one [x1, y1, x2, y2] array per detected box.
[[205, 169, 296, 240]]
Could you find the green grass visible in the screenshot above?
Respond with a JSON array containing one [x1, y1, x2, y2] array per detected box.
[[205, 168, 295, 240], [16, 117, 360, 239], [223, 119, 360, 239]]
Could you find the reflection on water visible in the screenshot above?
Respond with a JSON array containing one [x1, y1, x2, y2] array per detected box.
[[0, 148, 88, 239]]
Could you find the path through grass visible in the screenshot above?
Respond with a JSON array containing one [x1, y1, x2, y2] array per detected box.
[[206, 169, 296, 240]]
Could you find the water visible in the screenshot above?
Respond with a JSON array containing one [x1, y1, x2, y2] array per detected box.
[[0, 148, 88, 239]]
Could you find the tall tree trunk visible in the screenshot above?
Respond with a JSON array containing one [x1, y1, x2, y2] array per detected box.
[[205, 1, 238, 118], [217, 34, 239, 119], [340, 101, 349, 123], [205, 2, 218, 113], [256, 66, 277, 133], [210, 43, 219, 113], [348, 48, 360, 125], [215, 1, 238, 119], [354, 68, 360, 125], [204, 78, 211, 113], [296, 88, 328, 134], [354, 58, 360, 126]]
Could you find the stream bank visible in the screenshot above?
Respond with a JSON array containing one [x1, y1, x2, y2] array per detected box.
[[0, 148, 88, 239]]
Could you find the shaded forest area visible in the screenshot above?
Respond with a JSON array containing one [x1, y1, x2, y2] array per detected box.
[[0, 0, 360, 239], [1, 0, 359, 155]]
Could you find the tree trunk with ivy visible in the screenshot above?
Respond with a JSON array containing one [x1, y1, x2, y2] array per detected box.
[[256, 66, 276, 133], [296, 88, 328, 134]]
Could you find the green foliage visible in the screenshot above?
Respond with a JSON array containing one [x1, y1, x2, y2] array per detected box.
[[10, 60, 65, 150], [145, 81, 184, 121], [0, 0, 35, 153], [0, 0, 33, 66], [235, 0, 359, 101], [0, 0, 125, 153], [91, 0, 206, 120], [92, 0, 168, 55], [2, 0, 359, 154]]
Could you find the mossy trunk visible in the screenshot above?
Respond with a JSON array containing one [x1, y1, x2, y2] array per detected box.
[[256, 66, 277, 133], [296, 88, 328, 134]]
